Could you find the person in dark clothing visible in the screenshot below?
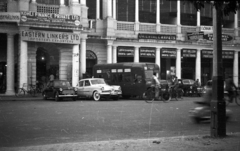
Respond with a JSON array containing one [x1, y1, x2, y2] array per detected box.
[[225, 75, 237, 103]]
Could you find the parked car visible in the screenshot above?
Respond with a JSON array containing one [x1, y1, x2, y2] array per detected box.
[[42, 80, 78, 101], [179, 79, 196, 96], [76, 78, 122, 101]]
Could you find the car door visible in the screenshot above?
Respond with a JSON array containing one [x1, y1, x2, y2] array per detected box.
[[76, 80, 84, 97], [83, 80, 92, 97]]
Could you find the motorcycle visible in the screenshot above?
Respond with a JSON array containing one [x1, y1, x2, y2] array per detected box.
[[189, 101, 232, 124]]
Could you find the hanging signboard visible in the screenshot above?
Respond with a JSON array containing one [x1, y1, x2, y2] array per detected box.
[[161, 48, 176, 58], [138, 34, 176, 40], [117, 46, 134, 57], [0, 12, 20, 22], [203, 33, 233, 41], [139, 47, 155, 58], [186, 32, 204, 41], [19, 11, 81, 29], [200, 26, 213, 32], [21, 30, 81, 44], [201, 49, 234, 59], [182, 49, 197, 57]]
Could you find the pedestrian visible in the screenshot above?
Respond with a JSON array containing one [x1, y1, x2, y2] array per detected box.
[[225, 75, 237, 103], [152, 72, 161, 99]]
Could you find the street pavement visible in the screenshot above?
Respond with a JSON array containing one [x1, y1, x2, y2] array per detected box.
[[0, 95, 240, 151]]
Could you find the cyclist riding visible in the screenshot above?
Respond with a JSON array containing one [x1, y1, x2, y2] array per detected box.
[[152, 72, 161, 100], [225, 75, 238, 103], [170, 76, 179, 94]]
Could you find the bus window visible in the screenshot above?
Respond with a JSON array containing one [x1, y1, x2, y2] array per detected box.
[[124, 73, 131, 82], [118, 74, 123, 82]]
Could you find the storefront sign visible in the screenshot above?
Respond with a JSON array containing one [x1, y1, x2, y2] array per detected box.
[[138, 34, 176, 40], [117, 47, 134, 57], [21, 30, 81, 44], [201, 49, 234, 59], [139, 47, 155, 58], [161, 48, 176, 58], [0, 12, 20, 22], [19, 11, 81, 29], [186, 32, 204, 41], [203, 33, 233, 41], [200, 26, 213, 32], [182, 49, 197, 57]]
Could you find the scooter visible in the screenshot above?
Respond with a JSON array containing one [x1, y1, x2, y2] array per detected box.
[[189, 101, 232, 124]]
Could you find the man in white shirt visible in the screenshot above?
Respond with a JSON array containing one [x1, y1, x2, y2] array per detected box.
[[152, 72, 161, 99]]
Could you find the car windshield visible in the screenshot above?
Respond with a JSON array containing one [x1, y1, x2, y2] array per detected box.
[[91, 79, 106, 85], [54, 81, 71, 87]]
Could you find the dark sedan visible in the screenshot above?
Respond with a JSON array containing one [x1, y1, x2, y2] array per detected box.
[[42, 80, 78, 101]]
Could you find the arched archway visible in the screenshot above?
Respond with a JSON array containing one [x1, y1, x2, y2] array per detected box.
[[86, 50, 97, 77], [36, 44, 59, 84]]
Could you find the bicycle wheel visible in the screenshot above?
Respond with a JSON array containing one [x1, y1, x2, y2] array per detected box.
[[162, 91, 171, 102], [178, 89, 184, 99], [144, 88, 154, 103], [15, 88, 25, 97]]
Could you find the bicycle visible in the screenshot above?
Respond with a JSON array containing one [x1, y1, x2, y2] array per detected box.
[[15, 83, 36, 97], [144, 86, 170, 103], [168, 86, 179, 101], [224, 90, 240, 106]]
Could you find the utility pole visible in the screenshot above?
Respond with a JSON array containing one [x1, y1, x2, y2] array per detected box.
[[210, 3, 226, 137]]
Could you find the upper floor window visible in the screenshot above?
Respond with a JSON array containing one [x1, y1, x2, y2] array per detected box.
[[139, 0, 156, 23], [0, 1, 7, 12], [37, 0, 60, 5], [116, 0, 135, 22]]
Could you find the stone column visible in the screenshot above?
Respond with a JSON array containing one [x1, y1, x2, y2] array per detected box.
[[176, 48, 181, 79], [60, 0, 65, 6], [107, 0, 112, 17], [107, 44, 113, 63], [112, 46, 117, 63], [31, 0, 36, 2], [19, 36, 28, 89], [197, 10, 200, 27], [177, 0, 181, 25], [72, 0, 79, 4], [155, 48, 161, 78], [72, 45, 80, 87], [134, 47, 139, 63], [112, 0, 116, 19], [96, 0, 100, 19], [156, 0, 160, 24], [233, 51, 239, 86], [5, 33, 15, 95], [135, 0, 139, 22], [195, 49, 201, 84], [81, 0, 86, 5], [234, 10, 239, 37], [80, 39, 86, 79]]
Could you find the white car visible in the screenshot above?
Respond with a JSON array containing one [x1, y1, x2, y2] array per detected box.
[[76, 78, 122, 101]]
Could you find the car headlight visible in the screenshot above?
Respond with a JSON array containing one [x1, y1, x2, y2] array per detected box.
[[101, 87, 104, 91], [118, 87, 121, 91], [59, 88, 63, 91], [74, 87, 78, 91]]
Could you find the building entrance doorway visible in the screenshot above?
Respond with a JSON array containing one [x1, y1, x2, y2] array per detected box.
[[36, 47, 59, 85], [86, 50, 97, 78]]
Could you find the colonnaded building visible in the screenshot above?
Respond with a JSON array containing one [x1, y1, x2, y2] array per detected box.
[[0, 0, 240, 95]]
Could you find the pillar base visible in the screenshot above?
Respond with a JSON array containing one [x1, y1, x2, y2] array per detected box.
[[5, 90, 15, 96]]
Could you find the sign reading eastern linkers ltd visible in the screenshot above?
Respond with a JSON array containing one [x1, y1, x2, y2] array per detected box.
[[203, 33, 233, 41], [20, 11, 81, 29], [201, 49, 234, 59], [140, 47, 155, 58], [138, 34, 176, 40], [117, 46, 134, 57], [182, 49, 197, 57], [161, 48, 176, 58], [21, 30, 81, 44]]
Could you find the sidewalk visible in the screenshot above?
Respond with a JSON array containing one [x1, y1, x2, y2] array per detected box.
[[1, 133, 240, 151]]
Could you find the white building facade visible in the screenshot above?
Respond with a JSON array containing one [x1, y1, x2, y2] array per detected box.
[[0, 0, 239, 96]]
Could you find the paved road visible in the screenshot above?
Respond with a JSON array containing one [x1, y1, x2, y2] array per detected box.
[[0, 96, 239, 148]]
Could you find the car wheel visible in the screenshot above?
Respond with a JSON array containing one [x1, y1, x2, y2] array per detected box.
[[43, 92, 48, 100], [93, 91, 101, 101], [55, 92, 60, 102]]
